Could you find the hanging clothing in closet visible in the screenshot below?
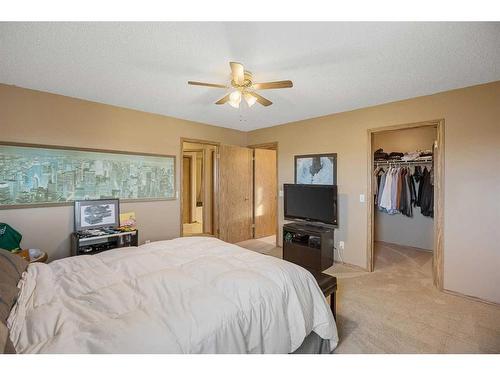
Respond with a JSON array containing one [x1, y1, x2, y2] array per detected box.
[[419, 167, 434, 217], [374, 165, 433, 218]]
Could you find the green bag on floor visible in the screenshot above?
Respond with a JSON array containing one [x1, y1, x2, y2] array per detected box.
[[0, 223, 22, 251]]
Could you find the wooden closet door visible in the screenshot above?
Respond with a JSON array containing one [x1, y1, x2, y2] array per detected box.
[[254, 149, 277, 238], [219, 144, 253, 243]]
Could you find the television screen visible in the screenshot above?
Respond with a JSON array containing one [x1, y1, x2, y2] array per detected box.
[[74, 199, 120, 231], [284, 184, 337, 225]]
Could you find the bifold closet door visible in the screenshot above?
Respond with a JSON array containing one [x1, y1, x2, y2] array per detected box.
[[219, 144, 253, 243], [254, 148, 277, 238]]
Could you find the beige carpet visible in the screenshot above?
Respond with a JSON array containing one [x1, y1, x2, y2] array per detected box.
[[237, 239, 500, 353], [183, 222, 203, 235], [237, 235, 282, 258]]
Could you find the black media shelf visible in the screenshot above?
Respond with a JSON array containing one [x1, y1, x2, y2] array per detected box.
[[283, 223, 334, 271], [70, 230, 138, 256]]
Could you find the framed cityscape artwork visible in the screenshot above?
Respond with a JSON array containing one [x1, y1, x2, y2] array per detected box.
[[294, 153, 337, 185], [0, 142, 176, 209]]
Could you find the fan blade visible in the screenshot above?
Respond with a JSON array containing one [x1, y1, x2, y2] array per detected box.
[[215, 94, 231, 105], [230, 62, 244, 85], [250, 92, 273, 107], [252, 80, 293, 90], [188, 81, 228, 88]]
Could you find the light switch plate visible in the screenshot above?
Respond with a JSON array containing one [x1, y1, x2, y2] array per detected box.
[[359, 194, 365, 203], [279, 190, 283, 197]]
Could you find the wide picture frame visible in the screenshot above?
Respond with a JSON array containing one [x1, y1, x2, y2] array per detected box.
[[0, 142, 176, 209]]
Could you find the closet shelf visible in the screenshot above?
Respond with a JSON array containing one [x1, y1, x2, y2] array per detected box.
[[374, 159, 432, 165]]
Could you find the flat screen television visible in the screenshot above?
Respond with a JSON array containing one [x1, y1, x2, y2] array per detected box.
[[74, 198, 120, 231], [284, 184, 337, 226]]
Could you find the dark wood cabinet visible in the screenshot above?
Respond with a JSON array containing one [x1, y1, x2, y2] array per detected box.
[[283, 223, 334, 271], [70, 230, 138, 256]]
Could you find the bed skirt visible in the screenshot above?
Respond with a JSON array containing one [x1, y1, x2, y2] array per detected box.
[[291, 332, 332, 354]]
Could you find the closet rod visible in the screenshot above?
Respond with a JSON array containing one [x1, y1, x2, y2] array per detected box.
[[374, 159, 432, 165]]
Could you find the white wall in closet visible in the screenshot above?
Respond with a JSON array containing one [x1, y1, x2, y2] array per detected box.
[[373, 127, 436, 250]]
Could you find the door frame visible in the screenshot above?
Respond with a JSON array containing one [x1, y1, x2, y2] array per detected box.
[[366, 119, 445, 290], [248, 142, 279, 247], [182, 154, 193, 224], [180, 138, 220, 237], [183, 149, 204, 225]]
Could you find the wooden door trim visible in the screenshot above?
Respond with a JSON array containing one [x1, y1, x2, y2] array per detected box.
[[182, 138, 221, 146], [248, 142, 278, 150], [211, 149, 217, 236], [366, 119, 445, 290], [184, 150, 204, 226], [248, 142, 279, 247], [180, 138, 220, 238]]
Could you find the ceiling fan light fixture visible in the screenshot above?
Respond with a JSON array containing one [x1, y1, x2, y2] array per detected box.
[[244, 92, 257, 107], [188, 62, 290, 108], [229, 90, 242, 108]]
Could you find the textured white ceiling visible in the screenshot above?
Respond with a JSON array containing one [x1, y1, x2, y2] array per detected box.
[[1, 22, 499, 131]]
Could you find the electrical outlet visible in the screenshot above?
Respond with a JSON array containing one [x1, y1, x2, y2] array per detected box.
[[145, 240, 151, 244], [339, 241, 345, 250]]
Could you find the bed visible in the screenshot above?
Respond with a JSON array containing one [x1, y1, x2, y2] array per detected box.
[[4, 237, 338, 354]]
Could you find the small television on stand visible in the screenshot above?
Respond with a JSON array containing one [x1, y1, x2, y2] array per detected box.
[[71, 199, 139, 257], [283, 184, 337, 227], [74, 198, 120, 232]]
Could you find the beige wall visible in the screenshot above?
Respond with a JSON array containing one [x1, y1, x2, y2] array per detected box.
[[373, 127, 437, 250], [0, 84, 246, 260], [247, 81, 500, 304]]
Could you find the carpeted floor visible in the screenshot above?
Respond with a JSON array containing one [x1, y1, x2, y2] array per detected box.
[[237, 235, 281, 257], [183, 222, 203, 235], [236, 239, 500, 353]]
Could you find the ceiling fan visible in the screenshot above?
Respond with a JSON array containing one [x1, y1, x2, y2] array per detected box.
[[188, 62, 293, 108]]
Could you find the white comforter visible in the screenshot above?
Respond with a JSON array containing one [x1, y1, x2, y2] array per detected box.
[[8, 237, 338, 353]]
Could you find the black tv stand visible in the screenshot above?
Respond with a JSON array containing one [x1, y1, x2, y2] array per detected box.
[[70, 229, 138, 256], [283, 222, 334, 271], [297, 222, 335, 230]]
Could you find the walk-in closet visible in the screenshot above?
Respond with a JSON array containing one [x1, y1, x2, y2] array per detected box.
[[372, 125, 437, 270]]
